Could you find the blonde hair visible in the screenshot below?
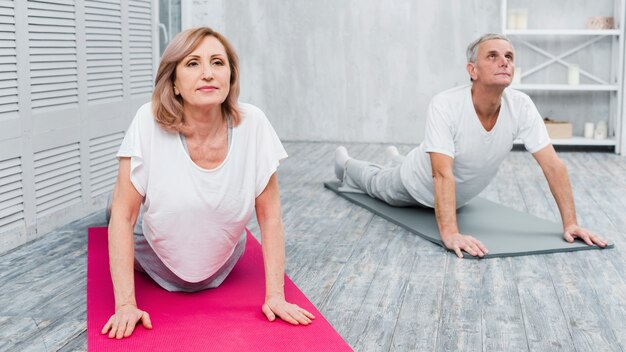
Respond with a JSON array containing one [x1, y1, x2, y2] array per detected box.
[[152, 27, 241, 132]]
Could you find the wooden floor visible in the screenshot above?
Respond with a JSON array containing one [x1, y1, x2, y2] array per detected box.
[[1, 141, 625, 352]]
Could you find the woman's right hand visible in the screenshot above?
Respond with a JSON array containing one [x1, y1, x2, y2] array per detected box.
[[101, 304, 152, 339]]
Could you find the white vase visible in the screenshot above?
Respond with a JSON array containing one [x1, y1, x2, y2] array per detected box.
[[594, 120, 608, 140]]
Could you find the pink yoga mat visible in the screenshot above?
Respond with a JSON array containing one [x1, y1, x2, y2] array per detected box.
[[88, 227, 352, 351]]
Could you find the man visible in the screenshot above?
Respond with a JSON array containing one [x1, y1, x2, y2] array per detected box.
[[334, 33, 607, 258]]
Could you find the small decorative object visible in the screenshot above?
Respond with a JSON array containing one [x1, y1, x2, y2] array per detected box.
[[544, 118, 573, 139], [594, 120, 608, 140], [583, 122, 595, 138], [516, 9, 528, 30], [586, 16, 614, 29], [507, 8, 528, 30], [507, 9, 518, 29], [568, 64, 580, 85], [512, 66, 522, 84]]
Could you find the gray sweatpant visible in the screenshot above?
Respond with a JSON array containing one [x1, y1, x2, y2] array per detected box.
[[342, 154, 427, 208], [133, 230, 246, 293], [106, 195, 245, 292]]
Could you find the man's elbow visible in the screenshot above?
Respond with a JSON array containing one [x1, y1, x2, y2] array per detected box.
[[543, 157, 567, 178], [431, 169, 454, 183]]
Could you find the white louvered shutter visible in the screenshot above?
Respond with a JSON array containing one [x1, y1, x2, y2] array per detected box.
[[34, 143, 82, 218], [0, 1, 18, 120], [85, 0, 123, 104], [0, 0, 157, 254], [89, 132, 123, 197], [129, 0, 153, 96], [28, 0, 78, 113], [0, 157, 24, 232]]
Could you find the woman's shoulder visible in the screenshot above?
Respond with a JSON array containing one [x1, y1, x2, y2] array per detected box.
[[236, 102, 271, 128], [130, 102, 158, 129], [238, 102, 266, 119], [135, 102, 155, 121]]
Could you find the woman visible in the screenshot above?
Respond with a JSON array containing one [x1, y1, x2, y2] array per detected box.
[[102, 27, 314, 339]]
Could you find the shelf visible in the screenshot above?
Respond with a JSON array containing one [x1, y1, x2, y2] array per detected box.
[[505, 29, 621, 36], [502, 0, 624, 154], [511, 84, 619, 91], [514, 137, 616, 146]]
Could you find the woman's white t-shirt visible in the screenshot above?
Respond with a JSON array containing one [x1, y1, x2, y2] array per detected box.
[[400, 85, 551, 208], [117, 102, 287, 282]]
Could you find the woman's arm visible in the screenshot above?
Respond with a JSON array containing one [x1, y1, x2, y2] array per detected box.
[[101, 157, 152, 339], [255, 173, 315, 325]]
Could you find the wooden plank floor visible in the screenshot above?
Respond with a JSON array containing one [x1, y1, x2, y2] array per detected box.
[[1, 141, 625, 352]]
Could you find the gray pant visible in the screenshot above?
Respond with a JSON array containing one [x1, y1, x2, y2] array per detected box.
[[133, 230, 246, 292], [343, 155, 427, 208], [106, 195, 245, 292]]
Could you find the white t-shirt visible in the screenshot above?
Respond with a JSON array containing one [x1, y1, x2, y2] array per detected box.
[[116, 102, 287, 282], [400, 84, 550, 208]]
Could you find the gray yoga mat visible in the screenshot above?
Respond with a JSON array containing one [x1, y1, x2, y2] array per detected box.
[[324, 181, 613, 259]]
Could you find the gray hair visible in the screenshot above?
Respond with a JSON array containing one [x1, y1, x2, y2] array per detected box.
[[466, 33, 513, 63]]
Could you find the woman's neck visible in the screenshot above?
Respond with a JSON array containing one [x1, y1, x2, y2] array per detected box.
[[182, 104, 225, 139]]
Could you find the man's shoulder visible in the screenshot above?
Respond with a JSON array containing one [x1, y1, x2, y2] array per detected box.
[[431, 84, 471, 105], [503, 87, 534, 106]]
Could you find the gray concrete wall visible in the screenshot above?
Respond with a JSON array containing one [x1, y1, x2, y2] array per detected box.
[[191, 0, 621, 144]]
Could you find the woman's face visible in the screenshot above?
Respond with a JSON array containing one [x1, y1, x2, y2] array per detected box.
[[174, 36, 231, 111]]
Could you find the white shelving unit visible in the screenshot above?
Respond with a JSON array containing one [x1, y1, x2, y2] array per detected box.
[[514, 136, 616, 146], [512, 84, 619, 91], [505, 29, 621, 36], [502, 0, 625, 153]]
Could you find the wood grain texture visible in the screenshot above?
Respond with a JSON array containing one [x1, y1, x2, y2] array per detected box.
[[480, 258, 528, 352], [1, 142, 625, 352]]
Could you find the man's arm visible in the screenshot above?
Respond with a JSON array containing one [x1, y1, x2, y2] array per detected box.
[[430, 152, 488, 258], [532, 145, 607, 247]]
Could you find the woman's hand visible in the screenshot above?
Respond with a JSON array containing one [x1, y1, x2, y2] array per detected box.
[[262, 294, 315, 325], [101, 304, 152, 339]]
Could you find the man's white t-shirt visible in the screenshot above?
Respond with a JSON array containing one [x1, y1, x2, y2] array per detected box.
[[116, 102, 287, 282], [400, 85, 551, 208]]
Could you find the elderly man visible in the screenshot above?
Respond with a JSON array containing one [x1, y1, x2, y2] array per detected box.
[[334, 33, 607, 258]]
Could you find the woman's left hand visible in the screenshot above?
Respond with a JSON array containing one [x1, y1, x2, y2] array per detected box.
[[262, 294, 316, 325]]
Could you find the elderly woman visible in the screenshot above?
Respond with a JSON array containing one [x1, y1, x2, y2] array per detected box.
[[102, 27, 314, 339]]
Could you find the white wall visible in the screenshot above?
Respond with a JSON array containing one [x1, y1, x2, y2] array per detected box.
[[192, 0, 501, 143], [192, 0, 622, 145]]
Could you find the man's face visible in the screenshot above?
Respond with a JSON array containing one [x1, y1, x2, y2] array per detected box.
[[467, 39, 515, 88]]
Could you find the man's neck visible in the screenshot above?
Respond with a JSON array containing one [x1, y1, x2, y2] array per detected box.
[[471, 83, 506, 130]]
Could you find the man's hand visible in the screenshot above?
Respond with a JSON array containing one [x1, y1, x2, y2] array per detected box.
[[442, 233, 488, 258], [101, 304, 152, 339], [563, 224, 608, 248], [262, 294, 316, 325]]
